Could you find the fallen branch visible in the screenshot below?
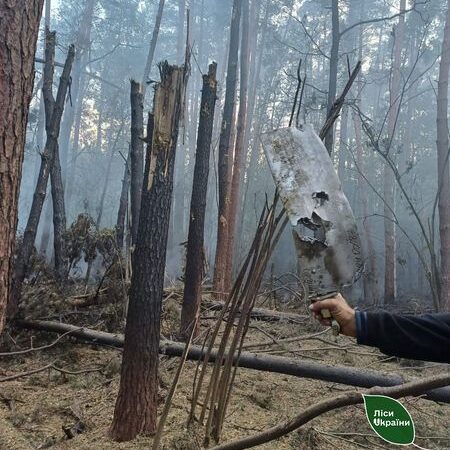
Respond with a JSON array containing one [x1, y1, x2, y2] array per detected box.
[[210, 373, 450, 450], [34, 57, 122, 90], [68, 285, 188, 307], [0, 362, 102, 382], [0, 327, 81, 356], [242, 328, 329, 350], [0, 363, 53, 382], [14, 319, 450, 404]]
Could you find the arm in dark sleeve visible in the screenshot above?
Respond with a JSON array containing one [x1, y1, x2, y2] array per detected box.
[[355, 311, 450, 363]]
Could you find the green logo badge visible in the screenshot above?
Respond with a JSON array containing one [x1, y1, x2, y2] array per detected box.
[[363, 394, 415, 445]]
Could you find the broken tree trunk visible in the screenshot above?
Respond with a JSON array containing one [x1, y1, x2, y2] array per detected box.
[[110, 62, 188, 441], [0, 0, 44, 335], [129, 80, 144, 246], [10, 37, 74, 317], [14, 319, 450, 404], [180, 63, 218, 341]]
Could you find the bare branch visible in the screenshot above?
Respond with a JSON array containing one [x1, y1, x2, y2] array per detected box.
[[34, 57, 123, 90], [340, 1, 428, 38], [0, 327, 81, 356], [288, 12, 330, 60]]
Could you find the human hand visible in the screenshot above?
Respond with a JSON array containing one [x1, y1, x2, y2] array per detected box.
[[309, 293, 356, 337]]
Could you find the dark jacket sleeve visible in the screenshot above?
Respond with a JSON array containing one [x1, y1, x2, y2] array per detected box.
[[355, 311, 450, 363]]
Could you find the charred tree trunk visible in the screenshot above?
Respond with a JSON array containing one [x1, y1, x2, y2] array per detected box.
[[180, 63, 218, 341], [383, 0, 405, 304], [10, 38, 74, 316], [129, 80, 144, 246], [141, 0, 165, 99], [50, 145, 66, 281], [116, 149, 131, 250], [213, 0, 242, 299], [110, 62, 188, 441], [436, 0, 450, 311], [42, 30, 67, 282], [225, 0, 250, 289], [0, 0, 44, 334]]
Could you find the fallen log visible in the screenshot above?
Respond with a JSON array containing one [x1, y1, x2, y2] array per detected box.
[[14, 319, 450, 403], [68, 293, 309, 324], [203, 301, 309, 323]]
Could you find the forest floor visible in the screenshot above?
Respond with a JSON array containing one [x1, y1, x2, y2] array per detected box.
[[0, 280, 449, 450]]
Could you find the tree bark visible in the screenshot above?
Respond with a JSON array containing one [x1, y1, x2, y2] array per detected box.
[[10, 39, 75, 316], [50, 140, 66, 281], [110, 62, 188, 441], [116, 149, 131, 250], [129, 80, 144, 246], [0, 0, 44, 334], [180, 63, 218, 341], [225, 0, 250, 289], [213, 0, 242, 299], [383, 0, 405, 304], [436, 0, 450, 311]]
